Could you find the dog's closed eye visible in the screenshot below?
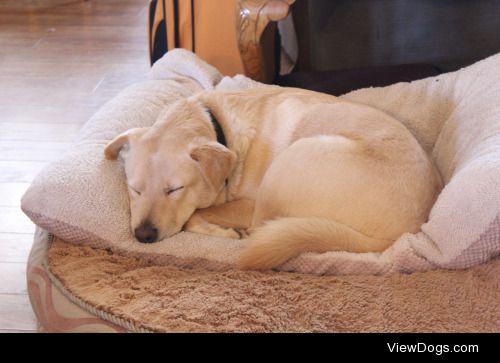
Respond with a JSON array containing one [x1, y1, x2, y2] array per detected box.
[[164, 186, 184, 196]]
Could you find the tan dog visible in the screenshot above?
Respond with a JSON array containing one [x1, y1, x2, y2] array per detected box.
[[104, 87, 442, 270]]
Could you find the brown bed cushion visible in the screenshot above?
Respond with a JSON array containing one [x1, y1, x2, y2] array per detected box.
[[47, 236, 500, 332]]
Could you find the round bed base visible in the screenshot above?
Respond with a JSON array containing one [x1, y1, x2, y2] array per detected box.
[[27, 228, 500, 332]]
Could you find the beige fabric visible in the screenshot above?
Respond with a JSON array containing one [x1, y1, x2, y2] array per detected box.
[[341, 55, 500, 269], [21, 49, 500, 275], [47, 236, 500, 332], [27, 229, 127, 332]]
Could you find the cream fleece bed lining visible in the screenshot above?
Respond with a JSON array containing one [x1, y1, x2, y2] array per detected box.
[[21, 49, 500, 276]]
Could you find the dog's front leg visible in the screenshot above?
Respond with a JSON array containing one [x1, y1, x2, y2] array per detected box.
[[184, 199, 255, 239], [183, 213, 243, 239]]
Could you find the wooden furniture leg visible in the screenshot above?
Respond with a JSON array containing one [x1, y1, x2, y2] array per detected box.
[[236, 0, 296, 82]]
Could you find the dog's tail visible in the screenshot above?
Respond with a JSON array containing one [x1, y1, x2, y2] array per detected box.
[[238, 217, 393, 270]]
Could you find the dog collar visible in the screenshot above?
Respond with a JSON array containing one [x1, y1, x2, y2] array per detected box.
[[207, 109, 230, 200], [208, 110, 227, 147]]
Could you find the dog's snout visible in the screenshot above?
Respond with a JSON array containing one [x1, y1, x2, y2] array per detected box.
[[134, 221, 158, 243]]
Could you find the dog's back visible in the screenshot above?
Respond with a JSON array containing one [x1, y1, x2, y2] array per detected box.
[[201, 87, 444, 270]]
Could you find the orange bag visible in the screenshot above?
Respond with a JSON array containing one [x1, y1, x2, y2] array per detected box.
[[148, 0, 244, 76]]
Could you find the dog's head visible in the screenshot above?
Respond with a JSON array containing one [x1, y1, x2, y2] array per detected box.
[[104, 99, 236, 243]]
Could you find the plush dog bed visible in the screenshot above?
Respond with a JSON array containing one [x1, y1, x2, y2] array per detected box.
[[23, 50, 500, 331], [21, 49, 500, 276], [28, 228, 500, 332]]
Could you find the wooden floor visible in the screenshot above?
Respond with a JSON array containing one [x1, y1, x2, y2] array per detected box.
[[0, 0, 150, 332]]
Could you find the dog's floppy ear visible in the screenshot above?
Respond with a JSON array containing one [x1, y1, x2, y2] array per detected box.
[[104, 128, 143, 160], [190, 142, 236, 192]]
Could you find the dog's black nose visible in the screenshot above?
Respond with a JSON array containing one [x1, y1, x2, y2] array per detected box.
[[135, 221, 158, 243]]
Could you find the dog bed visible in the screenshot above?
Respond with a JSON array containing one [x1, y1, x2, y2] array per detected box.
[[22, 50, 500, 331], [27, 228, 500, 332], [22, 49, 500, 275]]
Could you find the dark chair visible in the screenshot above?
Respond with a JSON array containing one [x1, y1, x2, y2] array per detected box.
[[235, 0, 500, 95]]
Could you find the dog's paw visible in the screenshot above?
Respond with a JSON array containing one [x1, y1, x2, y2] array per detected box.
[[184, 217, 242, 239], [220, 227, 242, 239], [235, 228, 250, 239]]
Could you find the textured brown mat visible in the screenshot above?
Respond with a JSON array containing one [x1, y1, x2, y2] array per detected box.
[[47, 237, 500, 332]]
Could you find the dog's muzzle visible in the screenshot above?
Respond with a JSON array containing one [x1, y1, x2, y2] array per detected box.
[[135, 221, 158, 243]]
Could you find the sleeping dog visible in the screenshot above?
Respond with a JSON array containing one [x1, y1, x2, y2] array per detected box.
[[104, 87, 442, 270]]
